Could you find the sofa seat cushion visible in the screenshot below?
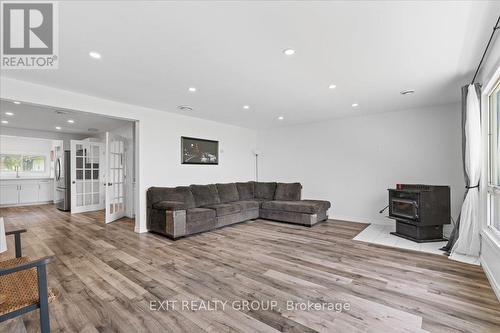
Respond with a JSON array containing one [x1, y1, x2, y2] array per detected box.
[[186, 208, 216, 234], [216, 183, 239, 203], [261, 200, 329, 214], [254, 182, 277, 200], [301, 200, 331, 211], [190, 184, 221, 207], [236, 182, 255, 200], [153, 200, 188, 211], [203, 203, 241, 217], [274, 182, 302, 201], [234, 200, 259, 211], [186, 208, 216, 224]]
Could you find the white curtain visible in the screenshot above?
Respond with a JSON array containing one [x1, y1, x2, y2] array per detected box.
[[451, 84, 482, 259]]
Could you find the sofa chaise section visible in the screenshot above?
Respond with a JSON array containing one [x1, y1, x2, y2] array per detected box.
[[260, 200, 330, 226]]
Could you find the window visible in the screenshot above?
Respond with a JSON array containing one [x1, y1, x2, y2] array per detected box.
[[0, 154, 22, 172], [0, 154, 46, 173], [488, 79, 500, 232]]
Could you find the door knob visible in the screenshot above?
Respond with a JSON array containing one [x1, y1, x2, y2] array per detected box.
[[108, 183, 112, 186], [72, 181, 76, 184]]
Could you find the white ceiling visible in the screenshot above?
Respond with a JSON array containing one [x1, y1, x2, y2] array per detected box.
[[1, 1, 499, 128], [0, 99, 131, 134]]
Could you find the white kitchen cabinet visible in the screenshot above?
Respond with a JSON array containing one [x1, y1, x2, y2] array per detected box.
[[38, 181, 54, 202], [0, 179, 54, 207], [18, 182, 40, 204], [0, 184, 19, 205]]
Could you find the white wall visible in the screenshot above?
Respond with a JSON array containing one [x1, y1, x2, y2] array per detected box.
[[257, 104, 463, 226], [0, 126, 87, 149], [0, 77, 258, 233]]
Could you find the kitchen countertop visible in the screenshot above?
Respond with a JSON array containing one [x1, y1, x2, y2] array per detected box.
[[0, 177, 54, 181]]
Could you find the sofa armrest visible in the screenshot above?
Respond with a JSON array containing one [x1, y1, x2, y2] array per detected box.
[[153, 200, 188, 211]]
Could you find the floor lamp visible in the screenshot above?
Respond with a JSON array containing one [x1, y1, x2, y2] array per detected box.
[[253, 150, 261, 182]]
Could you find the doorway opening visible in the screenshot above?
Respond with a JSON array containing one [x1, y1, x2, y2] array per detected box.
[[0, 99, 138, 224]]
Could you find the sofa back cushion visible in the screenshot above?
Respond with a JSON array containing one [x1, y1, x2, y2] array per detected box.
[[190, 184, 221, 207], [216, 183, 239, 203], [147, 186, 196, 208], [274, 182, 302, 201], [254, 182, 277, 200], [236, 181, 255, 200]]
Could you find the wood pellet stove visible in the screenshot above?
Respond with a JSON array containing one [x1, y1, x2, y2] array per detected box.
[[387, 184, 450, 242]]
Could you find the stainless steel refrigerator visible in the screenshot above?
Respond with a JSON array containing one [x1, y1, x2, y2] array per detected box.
[[55, 150, 71, 211]]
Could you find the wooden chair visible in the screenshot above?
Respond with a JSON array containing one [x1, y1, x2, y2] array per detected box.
[[0, 229, 55, 333]]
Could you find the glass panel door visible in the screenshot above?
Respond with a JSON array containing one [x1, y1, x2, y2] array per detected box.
[[71, 140, 104, 214], [105, 133, 126, 223]]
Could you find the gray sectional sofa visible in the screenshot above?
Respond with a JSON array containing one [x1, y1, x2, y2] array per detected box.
[[147, 182, 331, 239]]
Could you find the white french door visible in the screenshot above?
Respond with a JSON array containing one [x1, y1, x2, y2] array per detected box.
[[105, 132, 127, 223], [70, 140, 104, 214]]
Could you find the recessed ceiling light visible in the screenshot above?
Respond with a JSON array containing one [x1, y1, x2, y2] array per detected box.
[[400, 89, 415, 95], [328, 84, 337, 89], [278, 116, 284, 120], [177, 105, 194, 112], [1, 120, 8, 124], [55, 126, 61, 130], [283, 48, 295, 56], [5, 112, 13, 116], [243, 105, 250, 110], [13, 101, 21, 105], [351, 103, 359, 107], [188, 87, 197, 92], [89, 51, 101, 59], [67, 119, 75, 123]]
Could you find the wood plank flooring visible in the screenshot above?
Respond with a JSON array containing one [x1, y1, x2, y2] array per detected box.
[[0, 204, 499, 332]]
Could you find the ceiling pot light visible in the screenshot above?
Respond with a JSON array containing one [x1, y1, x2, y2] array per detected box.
[[1, 120, 8, 124], [89, 51, 101, 59], [400, 89, 415, 95], [177, 105, 194, 112], [351, 103, 359, 107], [13, 101, 21, 105], [328, 84, 337, 89], [188, 87, 197, 92], [5, 112, 13, 116], [278, 116, 284, 120], [55, 126, 61, 130], [243, 105, 250, 110], [283, 48, 295, 56], [67, 119, 75, 123]]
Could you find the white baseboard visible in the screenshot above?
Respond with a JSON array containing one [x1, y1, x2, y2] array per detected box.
[[481, 229, 500, 302], [482, 256, 500, 302], [134, 226, 148, 234]]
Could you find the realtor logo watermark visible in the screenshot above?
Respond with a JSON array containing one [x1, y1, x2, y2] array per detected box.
[[1, 1, 58, 69]]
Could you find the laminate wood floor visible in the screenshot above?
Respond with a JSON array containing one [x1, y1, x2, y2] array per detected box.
[[0, 204, 499, 333]]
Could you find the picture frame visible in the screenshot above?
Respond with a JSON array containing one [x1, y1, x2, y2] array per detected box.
[[181, 136, 219, 165]]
